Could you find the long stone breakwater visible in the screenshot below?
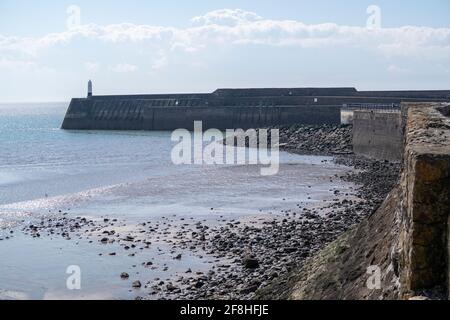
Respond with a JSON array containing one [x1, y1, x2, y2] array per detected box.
[[61, 87, 450, 131]]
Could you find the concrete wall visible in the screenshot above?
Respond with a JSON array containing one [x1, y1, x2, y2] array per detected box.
[[397, 103, 450, 298], [62, 99, 341, 131], [61, 87, 450, 131], [352, 110, 403, 161], [279, 103, 450, 300]]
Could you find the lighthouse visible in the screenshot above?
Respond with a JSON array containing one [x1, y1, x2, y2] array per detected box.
[[87, 80, 93, 98]]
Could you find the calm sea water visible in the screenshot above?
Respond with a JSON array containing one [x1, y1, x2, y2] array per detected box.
[[0, 103, 351, 229]]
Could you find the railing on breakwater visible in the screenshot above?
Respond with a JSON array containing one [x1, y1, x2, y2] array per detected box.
[[342, 103, 400, 112], [340, 103, 401, 125]]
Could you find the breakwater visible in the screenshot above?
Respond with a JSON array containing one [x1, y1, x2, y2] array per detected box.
[[265, 102, 450, 300], [352, 110, 403, 161], [61, 87, 450, 131]]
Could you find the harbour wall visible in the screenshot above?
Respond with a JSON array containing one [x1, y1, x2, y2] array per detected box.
[[61, 87, 450, 131], [351, 102, 450, 298], [62, 100, 341, 131], [397, 103, 450, 298], [271, 102, 450, 300], [352, 110, 403, 161]]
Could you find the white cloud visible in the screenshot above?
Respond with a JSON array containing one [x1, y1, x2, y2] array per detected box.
[[151, 53, 168, 71], [191, 8, 262, 26], [108, 63, 138, 73], [0, 9, 449, 70], [85, 62, 100, 72]]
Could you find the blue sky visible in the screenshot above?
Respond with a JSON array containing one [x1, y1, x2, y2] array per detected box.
[[0, 0, 449, 102]]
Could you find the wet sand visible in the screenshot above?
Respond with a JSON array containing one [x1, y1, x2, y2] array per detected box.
[[0, 156, 357, 300]]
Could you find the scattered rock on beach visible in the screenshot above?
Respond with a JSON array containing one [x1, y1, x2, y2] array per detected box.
[[13, 124, 401, 301], [243, 256, 260, 269], [100, 237, 108, 243]]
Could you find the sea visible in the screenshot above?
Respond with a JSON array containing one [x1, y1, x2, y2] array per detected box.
[[0, 102, 353, 227], [0, 102, 354, 299]]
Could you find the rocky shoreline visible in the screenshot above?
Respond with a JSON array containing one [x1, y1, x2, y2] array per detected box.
[[172, 125, 400, 299], [273, 124, 354, 156], [226, 124, 353, 156], [13, 124, 400, 300]]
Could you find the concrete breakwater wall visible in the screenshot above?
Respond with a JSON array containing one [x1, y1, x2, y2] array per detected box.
[[397, 103, 450, 298], [282, 102, 450, 300], [61, 87, 450, 131], [346, 103, 450, 296], [353, 111, 403, 161], [61, 99, 340, 130]]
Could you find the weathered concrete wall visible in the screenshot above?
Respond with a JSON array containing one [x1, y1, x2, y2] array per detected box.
[[270, 102, 450, 300], [397, 103, 450, 298], [62, 99, 341, 131], [352, 110, 403, 161], [61, 87, 450, 131]]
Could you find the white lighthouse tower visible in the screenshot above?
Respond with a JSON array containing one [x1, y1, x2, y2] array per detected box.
[[87, 80, 93, 98]]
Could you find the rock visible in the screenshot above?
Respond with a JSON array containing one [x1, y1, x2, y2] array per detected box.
[[166, 283, 178, 292], [242, 256, 259, 269], [240, 281, 261, 294], [284, 247, 297, 253], [408, 296, 431, 301], [132, 281, 142, 288], [120, 272, 129, 279]]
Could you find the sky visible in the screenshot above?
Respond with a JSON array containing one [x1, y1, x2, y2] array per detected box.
[[0, 0, 449, 102]]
